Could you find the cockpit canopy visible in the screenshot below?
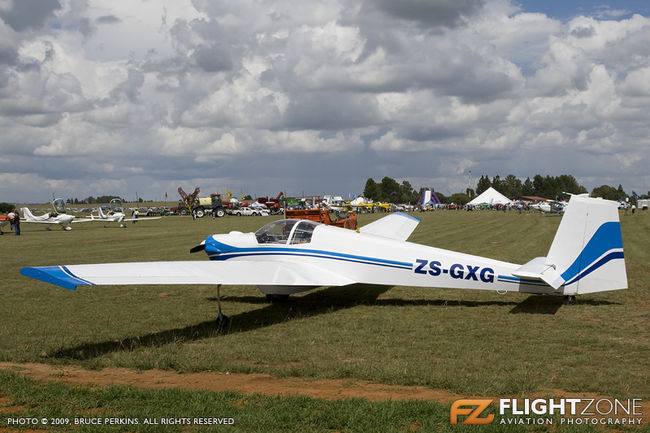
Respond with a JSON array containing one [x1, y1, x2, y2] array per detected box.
[[52, 198, 67, 214], [109, 198, 124, 213], [255, 219, 319, 245]]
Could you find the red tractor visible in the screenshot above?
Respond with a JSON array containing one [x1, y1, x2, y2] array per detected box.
[[285, 208, 357, 230]]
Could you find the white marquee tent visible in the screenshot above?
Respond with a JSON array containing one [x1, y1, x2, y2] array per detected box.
[[467, 187, 512, 206]]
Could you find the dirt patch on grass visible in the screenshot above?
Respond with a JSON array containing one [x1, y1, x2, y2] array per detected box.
[[1, 362, 647, 424], [0, 362, 459, 402]]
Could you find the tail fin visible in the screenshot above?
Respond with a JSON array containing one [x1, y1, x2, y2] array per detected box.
[[546, 195, 626, 294], [512, 195, 627, 294], [21, 207, 35, 221], [98, 207, 106, 219]]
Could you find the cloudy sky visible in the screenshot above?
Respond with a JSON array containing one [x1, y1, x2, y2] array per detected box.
[[1, 0, 649, 203]]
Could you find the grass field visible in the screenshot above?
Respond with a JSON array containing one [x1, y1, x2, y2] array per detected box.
[[0, 209, 648, 431]]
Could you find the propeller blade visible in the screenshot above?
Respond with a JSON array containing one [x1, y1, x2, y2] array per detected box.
[[189, 243, 205, 253]]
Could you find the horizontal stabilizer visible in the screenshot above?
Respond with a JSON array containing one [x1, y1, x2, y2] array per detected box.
[[359, 212, 420, 241], [512, 257, 565, 289], [21, 260, 356, 290]]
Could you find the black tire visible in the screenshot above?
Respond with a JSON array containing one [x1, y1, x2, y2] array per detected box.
[[195, 208, 205, 218], [216, 209, 226, 218]]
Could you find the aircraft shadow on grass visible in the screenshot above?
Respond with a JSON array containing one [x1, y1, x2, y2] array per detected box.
[[51, 287, 619, 361], [52, 284, 390, 360], [509, 295, 620, 315]]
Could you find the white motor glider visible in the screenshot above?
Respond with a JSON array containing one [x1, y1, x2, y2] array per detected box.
[[21, 195, 626, 323], [91, 198, 161, 228], [21, 208, 94, 231], [20, 198, 95, 231], [530, 200, 567, 215]]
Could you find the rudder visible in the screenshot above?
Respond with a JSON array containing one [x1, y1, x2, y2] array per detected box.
[[546, 195, 627, 294]]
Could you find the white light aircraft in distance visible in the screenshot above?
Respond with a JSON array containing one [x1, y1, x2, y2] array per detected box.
[[21, 195, 626, 323], [530, 200, 567, 215], [21, 199, 93, 231], [91, 198, 161, 228]]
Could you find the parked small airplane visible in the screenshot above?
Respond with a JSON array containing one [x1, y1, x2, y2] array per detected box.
[[21, 195, 626, 323], [530, 200, 567, 215], [21, 199, 94, 231], [21, 208, 94, 230], [90, 198, 161, 228]]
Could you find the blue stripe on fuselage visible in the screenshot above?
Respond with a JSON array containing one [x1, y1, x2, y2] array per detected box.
[[205, 239, 413, 269], [497, 275, 548, 286]]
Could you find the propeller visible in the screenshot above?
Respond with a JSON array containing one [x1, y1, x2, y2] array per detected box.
[[189, 242, 206, 253]]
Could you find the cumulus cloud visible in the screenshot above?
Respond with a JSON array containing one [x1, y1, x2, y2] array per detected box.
[[0, 0, 61, 32], [0, 0, 649, 202]]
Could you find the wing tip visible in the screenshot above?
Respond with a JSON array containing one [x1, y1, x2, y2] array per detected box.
[[393, 211, 421, 222], [20, 266, 91, 290]]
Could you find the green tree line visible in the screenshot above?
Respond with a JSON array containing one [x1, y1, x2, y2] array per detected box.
[[362, 175, 647, 205], [475, 174, 587, 200]]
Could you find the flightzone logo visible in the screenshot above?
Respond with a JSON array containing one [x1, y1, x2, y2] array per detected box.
[[450, 400, 494, 425], [450, 398, 644, 426]]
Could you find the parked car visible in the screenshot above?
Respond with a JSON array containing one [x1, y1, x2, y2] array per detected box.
[[232, 207, 269, 216]]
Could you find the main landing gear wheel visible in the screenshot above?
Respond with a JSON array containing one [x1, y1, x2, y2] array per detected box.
[[215, 284, 229, 327], [564, 295, 577, 305]]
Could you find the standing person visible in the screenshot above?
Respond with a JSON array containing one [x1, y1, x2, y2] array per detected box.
[[133, 208, 139, 224], [7, 210, 15, 231], [13, 209, 20, 236]]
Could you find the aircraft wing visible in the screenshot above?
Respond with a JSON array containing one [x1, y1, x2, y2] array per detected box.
[[122, 217, 162, 221], [359, 212, 420, 241], [21, 260, 356, 291], [72, 218, 97, 223]]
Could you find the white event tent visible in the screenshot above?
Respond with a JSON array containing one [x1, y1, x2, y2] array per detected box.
[[468, 187, 513, 206]]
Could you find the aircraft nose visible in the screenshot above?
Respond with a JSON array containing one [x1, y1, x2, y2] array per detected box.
[[204, 235, 236, 258]]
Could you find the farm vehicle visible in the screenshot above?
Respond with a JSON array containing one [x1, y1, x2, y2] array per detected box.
[[178, 187, 227, 218]]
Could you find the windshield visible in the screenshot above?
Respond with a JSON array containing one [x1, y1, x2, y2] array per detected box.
[[52, 198, 67, 214], [109, 198, 123, 213], [255, 219, 299, 244]]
